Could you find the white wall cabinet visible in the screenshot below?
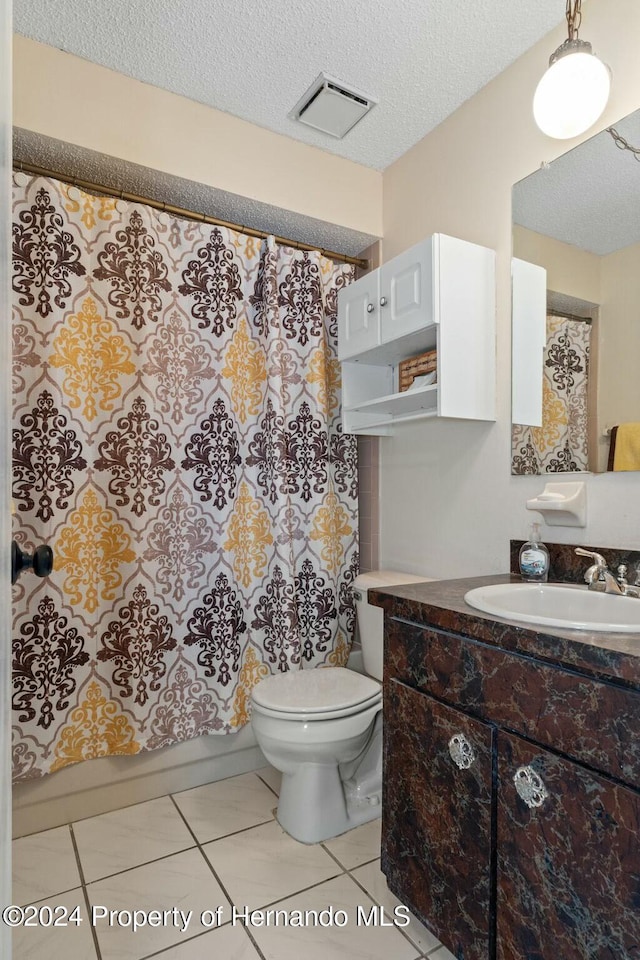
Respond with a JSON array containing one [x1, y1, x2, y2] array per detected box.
[[338, 239, 434, 359], [338, 234, 496, 435]]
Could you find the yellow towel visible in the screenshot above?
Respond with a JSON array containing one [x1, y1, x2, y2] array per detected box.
[[613, 422, 640, 471]]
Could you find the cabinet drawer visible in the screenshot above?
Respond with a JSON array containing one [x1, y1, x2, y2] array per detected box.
[[382, 679, 494, 960], [386, 618, 640, 787], [496, 731, 640, 960]]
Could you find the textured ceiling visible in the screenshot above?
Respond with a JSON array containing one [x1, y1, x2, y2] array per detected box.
[[513, 108, 640, 256], [14, 0, 567, 171], [22, 0, 630, 258]]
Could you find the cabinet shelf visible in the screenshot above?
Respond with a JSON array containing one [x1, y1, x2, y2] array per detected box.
[[345, 383, 438, 417], [347, 325, 437, 367]]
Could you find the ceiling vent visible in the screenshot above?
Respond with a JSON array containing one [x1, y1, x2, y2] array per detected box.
[[290, 73, 377, 139]]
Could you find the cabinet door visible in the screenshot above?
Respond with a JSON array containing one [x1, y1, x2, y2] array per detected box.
[[337, 270, 380, 359], [382, 679, 495, 960], [437, 234, 496, 421], [497, 731, 640, 960], [379, 237, 434, 344]]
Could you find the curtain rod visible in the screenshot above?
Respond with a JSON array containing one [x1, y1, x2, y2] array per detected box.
[[13, 159, 369, 271], [548, 309, 592, 324]]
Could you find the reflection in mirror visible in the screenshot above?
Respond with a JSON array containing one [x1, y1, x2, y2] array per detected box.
[[511, 108, 640, 475]]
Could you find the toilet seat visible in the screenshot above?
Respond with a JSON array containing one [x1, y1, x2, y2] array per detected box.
[[251, 667, 381, 721], [251, 690, 381, 723]]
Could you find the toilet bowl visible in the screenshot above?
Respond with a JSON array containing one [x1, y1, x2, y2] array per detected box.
[[250, 570, 432, 843]]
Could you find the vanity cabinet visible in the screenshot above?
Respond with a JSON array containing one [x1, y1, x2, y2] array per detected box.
[[382, 615, 640, 960], [383, 679, 494, 960], [338, 234, 495, 434], [496, 731, 640, 960]]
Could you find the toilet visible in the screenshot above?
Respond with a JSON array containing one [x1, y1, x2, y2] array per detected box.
[[250, 570, 431, 844]]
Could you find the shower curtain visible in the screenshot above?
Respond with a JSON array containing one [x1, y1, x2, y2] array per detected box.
[[511, 314, 591, 474], [11, 172, 358, 781]]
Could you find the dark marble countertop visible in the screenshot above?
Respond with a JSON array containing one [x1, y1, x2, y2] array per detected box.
[[369, 574, 640, 689]]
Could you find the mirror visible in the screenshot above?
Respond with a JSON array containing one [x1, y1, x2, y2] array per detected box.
[[511, 108, 640, 474]]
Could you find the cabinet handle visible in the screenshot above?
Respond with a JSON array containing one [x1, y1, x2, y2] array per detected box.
[[513, 766, 549, 809], [366, 303, 375, 313], [379, 296, 388, 307], [448, 733, 475, 769]]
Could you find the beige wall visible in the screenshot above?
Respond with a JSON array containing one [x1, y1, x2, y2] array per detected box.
[[380, 0, 640, 577], [512, 224, 602, 305], [13, 35, 382, 241]]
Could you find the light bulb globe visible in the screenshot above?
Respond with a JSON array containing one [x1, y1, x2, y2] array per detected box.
[[533, 50, 611, 140]]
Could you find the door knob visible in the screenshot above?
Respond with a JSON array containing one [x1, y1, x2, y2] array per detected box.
[[448, 733, 476, 769], [513, 765, 549, 809], [11, 540, 54, 585]]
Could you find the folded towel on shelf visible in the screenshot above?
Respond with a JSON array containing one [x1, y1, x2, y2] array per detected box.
[[611, 422, 640, 471]]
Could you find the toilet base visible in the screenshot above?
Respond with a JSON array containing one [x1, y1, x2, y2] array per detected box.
[[275, 715, 382, 844], [276, 764, 381, 844]]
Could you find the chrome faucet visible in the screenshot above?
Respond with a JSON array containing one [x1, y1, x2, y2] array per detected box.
[[616, 564, 640, 599], [575, 548, 640, 598]]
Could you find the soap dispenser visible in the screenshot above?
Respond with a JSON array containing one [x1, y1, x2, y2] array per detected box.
[[519, 523, 550, 582]]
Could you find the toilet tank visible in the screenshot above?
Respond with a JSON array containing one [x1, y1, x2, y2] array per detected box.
[[353, 570, 433, 682]]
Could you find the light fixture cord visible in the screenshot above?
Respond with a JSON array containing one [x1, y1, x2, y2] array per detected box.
[[566, 0, 582, 41]]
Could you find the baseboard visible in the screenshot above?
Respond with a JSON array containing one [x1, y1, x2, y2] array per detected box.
[[12, 726, 264, 837]]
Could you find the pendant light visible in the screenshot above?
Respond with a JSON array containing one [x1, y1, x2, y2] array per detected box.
[[533, 0, 611, 140]]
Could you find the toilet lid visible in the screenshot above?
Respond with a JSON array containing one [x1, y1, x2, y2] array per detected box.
[[251, 667, 380, 714]]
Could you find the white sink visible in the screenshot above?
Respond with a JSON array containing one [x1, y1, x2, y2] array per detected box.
[[464, 583, 640, 633]]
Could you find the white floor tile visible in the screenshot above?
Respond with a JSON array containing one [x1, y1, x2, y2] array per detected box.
[[12, 826, 81, 906], [322, 816, 381, 869], [350, 859, 441, 954], [10, 771, 462, 960], [246, 873, 420, 960], [172, 772, 276, 843], [429, 945, 458, 959], [145, 923, 262, 959], [203, 819, 340, 910], [73, 795, 194, 883], [86, 847, 230, 960], [12, 889, 97, 960]]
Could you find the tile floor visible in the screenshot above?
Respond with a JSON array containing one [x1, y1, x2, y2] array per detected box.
[[11, 767, 456, 960]]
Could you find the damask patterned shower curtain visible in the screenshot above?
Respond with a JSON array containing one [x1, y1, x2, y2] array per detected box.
[[11, 172, 358, 781], [512, 314, 591, 474]]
